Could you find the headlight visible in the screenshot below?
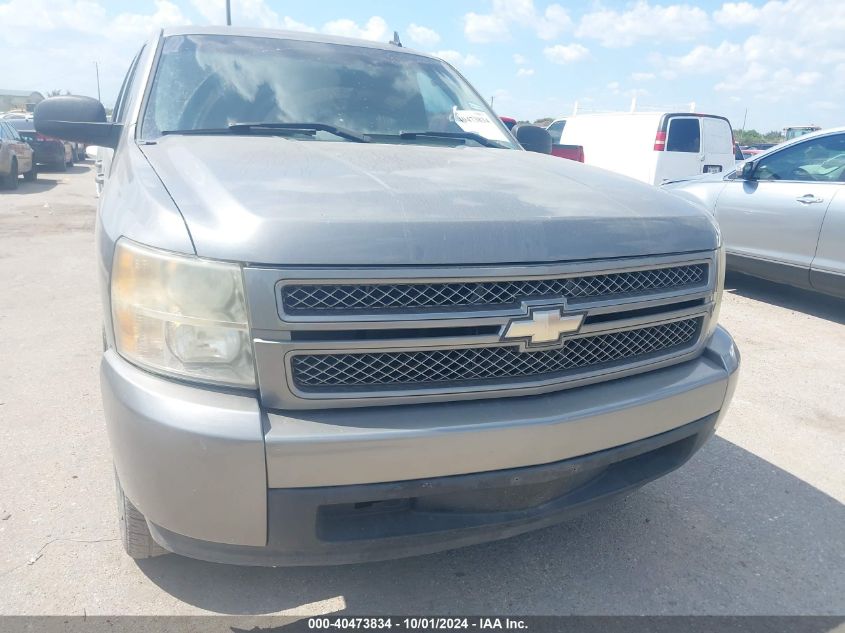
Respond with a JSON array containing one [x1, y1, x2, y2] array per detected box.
[[111, 239, 255, 388]]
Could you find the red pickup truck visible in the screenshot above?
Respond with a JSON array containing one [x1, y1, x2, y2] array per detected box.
[[551, 144, 584, 162]]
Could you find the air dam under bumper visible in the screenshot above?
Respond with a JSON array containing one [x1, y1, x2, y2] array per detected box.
[[101, 326, 739, 565]]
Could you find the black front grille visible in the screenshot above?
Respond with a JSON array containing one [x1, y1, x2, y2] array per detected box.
[[281, 264, 708, 314], [292, 318, 701, 391]]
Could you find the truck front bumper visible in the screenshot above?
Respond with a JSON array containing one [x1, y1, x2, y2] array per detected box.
[[101, 326, 739, 565]]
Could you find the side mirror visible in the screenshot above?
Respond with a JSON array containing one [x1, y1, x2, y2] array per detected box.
[[514, 124, 552, 154], [735, 160, 756, 180], [34, 96, 122, 149]]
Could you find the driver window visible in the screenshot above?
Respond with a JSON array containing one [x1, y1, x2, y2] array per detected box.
[[755, 134, 845, 182]]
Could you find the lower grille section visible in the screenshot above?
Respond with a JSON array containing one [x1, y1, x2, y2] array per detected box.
[[291, 318, 701, 392]]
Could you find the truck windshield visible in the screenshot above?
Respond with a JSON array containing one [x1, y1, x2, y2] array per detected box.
[[140, 34, 517, 149]]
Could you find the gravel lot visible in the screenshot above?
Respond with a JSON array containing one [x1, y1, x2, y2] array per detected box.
[[0, 164, 843, 616]]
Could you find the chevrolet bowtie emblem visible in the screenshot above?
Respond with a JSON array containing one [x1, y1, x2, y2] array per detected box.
[[503, 308, 584, 347]]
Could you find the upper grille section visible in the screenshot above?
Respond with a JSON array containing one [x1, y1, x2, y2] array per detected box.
[[281, 264, 707, 314], [292, 318, 701, 391]]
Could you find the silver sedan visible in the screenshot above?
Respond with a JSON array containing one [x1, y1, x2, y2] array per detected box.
[[663, 127, 845, 298]]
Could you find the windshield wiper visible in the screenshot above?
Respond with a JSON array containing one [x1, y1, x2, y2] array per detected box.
[[398, 131, 504, 148], [161, 122, 371, 143], [230, 122, 370, 143]]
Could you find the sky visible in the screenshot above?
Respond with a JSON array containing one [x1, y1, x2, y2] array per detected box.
[[0, 0, 842, 132]]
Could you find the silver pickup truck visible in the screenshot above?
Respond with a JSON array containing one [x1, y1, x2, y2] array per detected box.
[[35, 27, 739, 566]]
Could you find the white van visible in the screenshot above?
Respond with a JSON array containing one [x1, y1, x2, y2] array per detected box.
[[558, 112, 736, 185]]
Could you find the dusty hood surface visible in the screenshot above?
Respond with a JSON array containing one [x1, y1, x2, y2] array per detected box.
[[141, 136, 718, 265]]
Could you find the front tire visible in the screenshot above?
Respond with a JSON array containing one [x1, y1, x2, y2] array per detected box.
[[115, 472, 168, 559], [3, 160, 19, 190]]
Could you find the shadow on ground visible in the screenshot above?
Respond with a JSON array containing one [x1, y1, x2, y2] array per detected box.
[[0, 162, 92, 195], [136, 436, 845, 615], [725, 271, 845, 324]]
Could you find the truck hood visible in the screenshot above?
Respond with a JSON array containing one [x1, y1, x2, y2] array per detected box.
[[141, 136, 718, 265]]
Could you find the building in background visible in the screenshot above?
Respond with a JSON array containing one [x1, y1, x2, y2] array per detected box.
[[0, 90, 45, 113]]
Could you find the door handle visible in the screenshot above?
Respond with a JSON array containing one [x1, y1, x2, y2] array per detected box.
[[94, 173, 104, 184], [796, 194, 824, 204]]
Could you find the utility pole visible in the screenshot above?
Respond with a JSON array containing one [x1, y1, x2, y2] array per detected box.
[[226, 0, 231, 25], [490, 95, 495, 109], [94, 61, 101, 102]]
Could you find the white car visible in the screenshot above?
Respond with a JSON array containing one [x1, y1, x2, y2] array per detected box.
[[559, 111, 736, 185], [663, 127, 845, 298]]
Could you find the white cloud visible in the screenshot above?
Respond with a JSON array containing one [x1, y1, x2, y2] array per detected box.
[[810, 100, 839, 111], [544, 43, 589, 64], [715, 64, 822, 98], [713, 2, 761, 26], [464, 0, 572, 43], [0, 0, 189, 101], [631, 72, 656, 81], [192, 1, 386, 39], [517, 67, 535, 77], [190, 0, 290, 28], [662, 0, 845, 102], [282, 16, 317, 33], [663, 40, 742, 73], [577, 1, 710, 47], [191, 0, 314, 31], [322, 16, 388, 41], [513, 53, 528, 65], [433, 50, 482, 69], [406, 23, 440, 47], [464, 12, 509, 43]]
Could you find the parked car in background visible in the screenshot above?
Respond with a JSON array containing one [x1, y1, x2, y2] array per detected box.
[[499, 116, 517, 130], [784, 125, 821, 141], [559, 112, 736, 185], [35, 26, 737, 566], [546, 117, 567, 143], [741, 142, 778, 157], [748, 143, 777, 151], [4, 117, 73, 170], [0, 119, 36, 188], [662, 127, 845, 297]]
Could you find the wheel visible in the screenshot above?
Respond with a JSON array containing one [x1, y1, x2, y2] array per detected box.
[[23, 163, 37, 182], [3, 159, 19, 190], [115, 472, 168, 559]]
